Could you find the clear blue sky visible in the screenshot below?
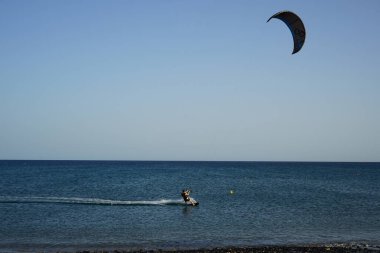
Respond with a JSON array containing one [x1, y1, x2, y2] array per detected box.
[[1, 0, 379, 161]]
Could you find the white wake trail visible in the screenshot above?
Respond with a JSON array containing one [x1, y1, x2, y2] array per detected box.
[[0, 196, 186, 206]]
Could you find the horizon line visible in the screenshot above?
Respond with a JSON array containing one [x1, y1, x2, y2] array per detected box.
[[0, 159, 379, 163]]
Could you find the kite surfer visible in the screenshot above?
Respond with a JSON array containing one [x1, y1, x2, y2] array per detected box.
[[181, 189, 197, 206]]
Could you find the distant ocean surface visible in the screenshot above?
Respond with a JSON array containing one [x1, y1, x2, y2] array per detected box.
[[0, 161, 379, 252]]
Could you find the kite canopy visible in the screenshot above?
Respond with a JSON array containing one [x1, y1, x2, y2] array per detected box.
[[267, 11, 306, 54]]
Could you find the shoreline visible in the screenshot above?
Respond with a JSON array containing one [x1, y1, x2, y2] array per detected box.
[[72, 245, 380, 253], [2, 243, 380, 253], [66, 244, 380, 253], [74, 246, 380, 253]]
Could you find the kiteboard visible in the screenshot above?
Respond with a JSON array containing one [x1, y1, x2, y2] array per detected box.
[[186, 197, 199, 206]]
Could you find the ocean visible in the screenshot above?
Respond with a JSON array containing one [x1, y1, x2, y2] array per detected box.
[[0, 161, 379, 252]]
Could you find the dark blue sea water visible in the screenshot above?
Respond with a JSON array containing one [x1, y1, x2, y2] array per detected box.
[[0, 161, 379, 252]]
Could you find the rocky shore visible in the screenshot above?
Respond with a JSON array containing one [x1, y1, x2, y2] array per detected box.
[[75, 244, 380, 253]]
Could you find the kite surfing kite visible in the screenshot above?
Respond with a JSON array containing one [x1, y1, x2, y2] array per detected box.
[[267, 11, 306, 54]]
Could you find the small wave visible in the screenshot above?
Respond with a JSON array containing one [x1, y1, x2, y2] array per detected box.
[[0, 196, 186, 206]]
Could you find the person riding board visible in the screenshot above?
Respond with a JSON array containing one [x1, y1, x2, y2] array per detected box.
[[181, 189, 196, 206]]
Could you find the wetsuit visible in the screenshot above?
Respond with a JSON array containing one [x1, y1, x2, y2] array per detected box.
[[181, 191, 190, 202]]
